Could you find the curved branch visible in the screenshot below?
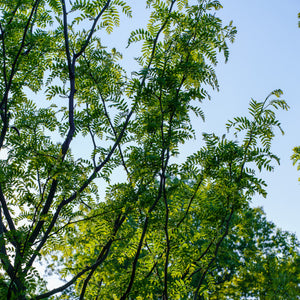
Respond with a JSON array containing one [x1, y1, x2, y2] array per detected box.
[[33, 214, 126, 300], [193, 207, 234, 300], [74, 0, 112, 59], [79, 214, 125, 299]]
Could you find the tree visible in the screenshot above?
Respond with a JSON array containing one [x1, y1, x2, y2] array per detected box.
[[209, 207, 300, 299], [58, 94, 299, 300], [0, 0, 298, 299]]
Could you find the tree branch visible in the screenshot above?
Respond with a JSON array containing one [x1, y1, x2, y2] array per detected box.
[[0, 185, 16, 234], [74, 0, 112, 59], [87, 68, 129, 175], [176, 177, 203, 228], [193, 207, 234, 300], [0, 22, 7, 89], [33, 214, 126, 300], [0, 207, 15, 278], [79, 214, 125, 299], [0, 0, 41, 110]]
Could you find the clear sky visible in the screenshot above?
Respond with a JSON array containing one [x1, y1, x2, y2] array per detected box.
[[104, 0, 300, 237], [205, 0, 300, 238]]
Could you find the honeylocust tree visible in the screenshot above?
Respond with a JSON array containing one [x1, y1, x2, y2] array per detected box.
[[0, 0, 297, 299], [57, 91, 297, 299]]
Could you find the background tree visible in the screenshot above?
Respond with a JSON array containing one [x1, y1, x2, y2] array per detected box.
[[0, 0, 298, 299], [209, 207, 300, 299]]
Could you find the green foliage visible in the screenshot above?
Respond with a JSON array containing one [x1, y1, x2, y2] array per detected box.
[[208, 207, 300, 299], [292, 146, 300, 181], [0, 0, 298, 299]]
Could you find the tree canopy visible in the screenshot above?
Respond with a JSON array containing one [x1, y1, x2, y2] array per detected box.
[[0, 0, 299, 299]]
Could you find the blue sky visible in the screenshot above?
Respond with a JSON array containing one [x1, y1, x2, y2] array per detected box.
[[206, 0, 300, 238], [107, 0, 300, 237]]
